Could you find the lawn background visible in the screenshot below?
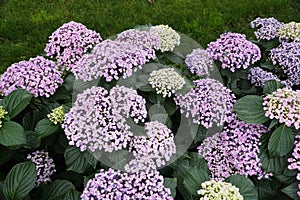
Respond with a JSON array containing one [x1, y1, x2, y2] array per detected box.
[[0, 0, 299, 73]]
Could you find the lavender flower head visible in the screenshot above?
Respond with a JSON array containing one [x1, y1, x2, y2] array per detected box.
[[288, 135, 300, 196], [198, 119, 270, 181], [45, 21, 102, 71], [149, 68, 185, 97], [174, 78, 236, 128], [185, 48, 215, 77], [73, 39, 156, 82], [248, 67, 281, 87], [198, 180, 243, 200], [81, 168, 173, 200], [0, 56, 63, 97], [129, 121, 176, 167], [250, 17, 284, 40], [27, 150, 56, 186], [263, 88, 300, 129], [47, 105, 65, 125], [278, 22, 300, 42], [62, 86, 147, 152], [206, 32, 261, 72], [270, 42, 300, 86], [150, 24, 180, 52], [0, 106, 8, 128]]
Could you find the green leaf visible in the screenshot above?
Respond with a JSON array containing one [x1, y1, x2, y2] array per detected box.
[[183, 166, 209, 196], [64, 190, 81, 200], [41, 180, 75, 200], [22, 110, 43, 131], [282, 182, 300, 200], [164, 178, 177, 198], [0, 146, 15, 165], [35, 119, 59, 139], [233, 95, 269, 124], [268, 125, 294, 157], [64, 146, 97, 173], [3, 161, 36, 200], [263, 80, 284, 95], [25, 131, 41, 149], [63, 74, 75, 91], [1, 89, 33, 119], [226, 174, 258, 200], [0, 121, 26, 147], [164, 98, 177, 116]]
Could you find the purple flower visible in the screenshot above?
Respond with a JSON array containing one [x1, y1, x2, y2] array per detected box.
[[0, 56, 63, 97], [81, 168, 173, 200], [206, 32, 261, 72], [288, 135, 300, 196], [27, 150, 56, 187], [45, 21, 102, 71], [174, 78, 236, 128], [198, 119, 270, 181], [248, 67, 281, 87], [250, 17, 284, 40]]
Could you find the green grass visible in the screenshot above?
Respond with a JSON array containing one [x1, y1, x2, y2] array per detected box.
[[0, 0, 299, 73]]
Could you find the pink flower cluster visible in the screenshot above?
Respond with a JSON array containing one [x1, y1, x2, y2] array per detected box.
[[288, 135, 300, 197]]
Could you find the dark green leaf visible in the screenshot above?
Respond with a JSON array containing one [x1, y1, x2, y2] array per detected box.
[[138, 83, 154, 92], [183, 166, 209, 196], [35, 119, 59, 139], [22, 110, 43, 131], [0, 145, 16, 165], [63, 74, 75, 91], [263, 80, 284, 95], [64, 190, 81, 200], [282, 182, 300, 200], [164, 178, 177, 198], [164, 98, 177, 116], [0, 121, 26, 147], [25, 131, 41, 149], [3, 161, 36, 200], [41, 180, 75, 200], [233, 95, 269, 124]]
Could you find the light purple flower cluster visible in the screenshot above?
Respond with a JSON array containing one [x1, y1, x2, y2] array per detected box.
[[174, 78, 236, 128], [62, 86, 147, 152], [206, 32, 261, 72], [129, 121, 176, 167], [44, 21, 102, 71], [81, 168, 173, 200], [250, 17, 284, 40], [248, 67, 281, 87], [270, 42, 300, 86], [27, 150, 56, 186], [73, 39, 156, 82], [185, 48, 215, 77], [0, 56, 63, 97], [288, 135, 300, 197], [198, 119, 270, 181], [263, 88, 300, 129]]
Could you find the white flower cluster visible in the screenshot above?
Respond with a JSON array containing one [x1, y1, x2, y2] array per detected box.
[[278, 22, 300, 42], [150, 25, 180, 52], [47, 106, 65, 125], [149, 68, 185, 97]]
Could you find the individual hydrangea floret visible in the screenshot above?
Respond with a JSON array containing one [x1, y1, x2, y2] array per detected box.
[[81, 168, 173, 200], [250, 17, 284, 40], [270, 42, 300, 86], [27, 150, 56, 186], [150, 24, 180, 52], [248, 67, 281, 87], [0, 56, 63, 97], [198, 119, 270, 180], [278, 22, 300, 42], [185, 48, 215, 77], [174, 78, 236, 128], [263, 88, 300, 129], [73, 39, 156, 82], [197, 180, 243, 200], [206, 32, 261, 72], [62, 86, 147, 152], [149, 68, 185, 97], [288, 135, 300, 197], [0, 106, 8, 128], [129, 121, 176, 167], [45, 21, 102, 71], [47, 106, 65, 125]]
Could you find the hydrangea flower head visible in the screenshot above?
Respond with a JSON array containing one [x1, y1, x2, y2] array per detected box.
[[278, 22, 300, 42], [27, 150, 56, 186], [248, 67, 281, 87], [174, 78, 236, 128], [45, 21, 102, 71], [250, 17, 284, 40], [81, 168, 173, 200], [149, 68, 185, 97], [263, 88, 300, 129], [288, 135, 300, 196], [197, 180, 243, 200], [206, 32, 261, 72], [0, 56, 63, 97], [150, 24, 180, 52], [0, 106, 8, 128], [47, 106, 65, 125], [185, 48, 215, 77]]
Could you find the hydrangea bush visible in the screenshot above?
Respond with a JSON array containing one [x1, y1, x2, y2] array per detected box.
[[0, 18, 299, 200]]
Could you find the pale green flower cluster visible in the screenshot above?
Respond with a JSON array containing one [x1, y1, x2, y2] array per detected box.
[[0, 106, 8, 128], [197, 180, 243, 200], [150, 24, 180, 52], [278, 22, 300, 42], [149, 68, 185, 97], [47, 106, 65, 125]]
